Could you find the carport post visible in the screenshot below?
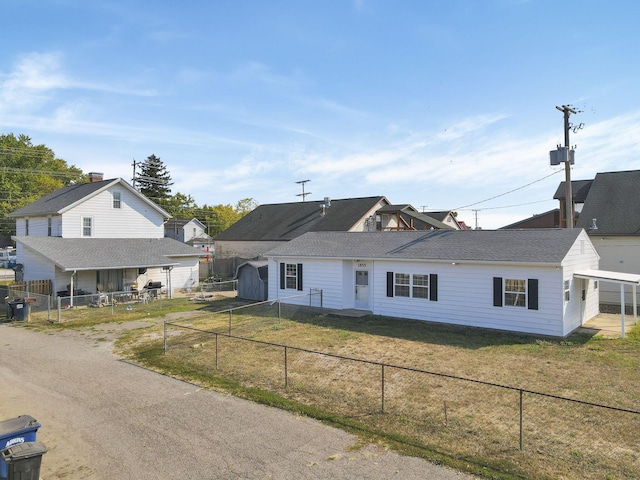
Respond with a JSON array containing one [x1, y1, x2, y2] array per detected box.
[[634, 284, 638, 325], [620, 285, 626, 339]]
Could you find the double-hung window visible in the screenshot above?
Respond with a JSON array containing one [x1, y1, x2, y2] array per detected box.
[[112, 191, 122, 209], [493, 277, 538, 310], [82, 217, 92, 237], [388, 272, 436, 300], [504, 279, 526, 307], [280, 263, 303, 291], [394, 273, 410, 297], [412, 274, 429, 299]]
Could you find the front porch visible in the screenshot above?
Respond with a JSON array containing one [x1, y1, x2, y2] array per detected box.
[[580, 313, 637, 338]]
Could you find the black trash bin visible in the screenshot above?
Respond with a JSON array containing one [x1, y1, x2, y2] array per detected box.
[[0, 416, 41, 480], [6, 300, 25, 321], [1, 442, 47, 480]]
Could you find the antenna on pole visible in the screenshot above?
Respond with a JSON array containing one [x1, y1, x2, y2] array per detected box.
[[296, 180, 311, 201], [472, 209, 480, 229]]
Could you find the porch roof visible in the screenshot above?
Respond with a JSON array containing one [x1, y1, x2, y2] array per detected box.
[[573, 269, 640, 286], [13, 237, 200, 272]]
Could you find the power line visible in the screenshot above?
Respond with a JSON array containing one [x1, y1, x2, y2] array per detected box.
[[453, 169, 563, 210], [458, 198, 553, 212]]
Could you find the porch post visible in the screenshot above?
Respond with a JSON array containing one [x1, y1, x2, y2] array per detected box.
[[633, 284, 638, 326], [620, 284, 626, 339]]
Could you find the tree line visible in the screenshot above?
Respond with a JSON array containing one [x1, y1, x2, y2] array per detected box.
[[0, 133, 256, 239]]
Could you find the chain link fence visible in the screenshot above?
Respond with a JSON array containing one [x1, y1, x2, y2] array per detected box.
[[163, 298, 640, 479]]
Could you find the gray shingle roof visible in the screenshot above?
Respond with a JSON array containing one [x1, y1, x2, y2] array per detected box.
[[265, 229, 584, 264], [214, 196, 387, 241], [553, 179, 593, 201], [15, 237, 200, 271], [575, 170, 640, 235], [9, 178, 169, 218]]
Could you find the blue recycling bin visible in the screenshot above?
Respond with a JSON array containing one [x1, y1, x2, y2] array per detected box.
[[0, 416, 41, 480]]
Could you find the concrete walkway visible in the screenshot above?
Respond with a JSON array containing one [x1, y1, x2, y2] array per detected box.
[[580, 313, 638, 338]]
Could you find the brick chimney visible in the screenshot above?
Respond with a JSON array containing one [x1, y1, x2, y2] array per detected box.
[[88, 172, 104, 182]]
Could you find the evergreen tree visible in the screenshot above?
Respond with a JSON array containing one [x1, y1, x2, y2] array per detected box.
[[135, 154, 173, 204]]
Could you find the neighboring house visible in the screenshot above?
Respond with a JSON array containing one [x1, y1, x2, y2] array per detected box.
[[375, 205, 456, 231], [553, 179, 593, 228], [570, 170, 640, 306], [213, 196, 391, 276], [424, 211, 463, 230], [501, 209, 560, 229], [266, 229, 601, 337], [165, 217, 212, 246], [9, 174, 201, 297]]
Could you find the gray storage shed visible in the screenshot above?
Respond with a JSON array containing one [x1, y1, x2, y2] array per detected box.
[[235, 260, 268, 301]]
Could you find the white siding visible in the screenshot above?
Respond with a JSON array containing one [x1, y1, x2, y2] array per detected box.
[[268, 258, 346, 307], [143, 258, 200, 294], [560, 231, 600, 334], [19, 245, 56, 286], [61, 187, 165, 238], [374, 261, 566, 337], [590, 235, 640, 306], [268, 241, 600, 337]]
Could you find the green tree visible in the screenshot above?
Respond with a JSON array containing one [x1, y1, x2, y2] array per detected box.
[[135, 154, 173, 204], [235, 197, 259, 216], [199, 198, 258, 237], [162, 192, 197, 218], [0, 133, 84, 237]]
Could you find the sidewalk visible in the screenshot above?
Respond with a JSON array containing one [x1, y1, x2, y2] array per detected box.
[[580, 313, 637, 338]]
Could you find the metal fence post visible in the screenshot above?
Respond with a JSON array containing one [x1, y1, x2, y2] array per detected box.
[[519, 389, 524, 450], [57, 295, 61, 323], [278, 299, 281, 320], [228, 311, 232, 335], [47, 294, 51, 321], [215, 333, 219, 370], [163, 321, 167, 354], [381, 364, 385, 413], [284, 346, 288, 388]]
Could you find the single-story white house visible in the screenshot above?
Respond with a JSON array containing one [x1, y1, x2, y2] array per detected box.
[[266, 229, 603, 337]]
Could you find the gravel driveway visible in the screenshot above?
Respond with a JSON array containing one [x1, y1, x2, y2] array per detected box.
[[0, 322, 474, 479]]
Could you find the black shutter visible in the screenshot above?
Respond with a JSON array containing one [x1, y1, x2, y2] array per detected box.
[[429, 274, 438, 301], [297, 264, 303, 291], [386, 272, 394, 297], [493, 277, 503, 307], [528, 279, 539, 310], [280, 262, 285, 290]]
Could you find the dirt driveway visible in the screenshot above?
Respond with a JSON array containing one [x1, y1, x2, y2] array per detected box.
[[0, 322, 474, 479]]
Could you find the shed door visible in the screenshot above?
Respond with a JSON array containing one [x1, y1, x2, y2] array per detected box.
[[355, 270, 369, 309]]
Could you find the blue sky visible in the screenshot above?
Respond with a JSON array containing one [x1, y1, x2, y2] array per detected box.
[[2, 0, 640, 229]]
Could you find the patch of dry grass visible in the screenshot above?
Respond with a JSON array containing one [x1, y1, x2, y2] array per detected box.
[[153, 302, 640, 479]]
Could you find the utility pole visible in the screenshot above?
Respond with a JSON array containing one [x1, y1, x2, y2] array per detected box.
[[556, 105, 577, 228], [472, 209, 480, 230]]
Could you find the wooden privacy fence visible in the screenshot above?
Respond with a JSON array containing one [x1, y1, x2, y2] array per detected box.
[[9, 280, 52, 297]]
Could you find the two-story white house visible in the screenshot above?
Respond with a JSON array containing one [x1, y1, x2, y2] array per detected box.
[[9, 173, 201, 297]]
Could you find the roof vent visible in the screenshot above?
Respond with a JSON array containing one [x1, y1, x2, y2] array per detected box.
[[590, 218, 598, 230]]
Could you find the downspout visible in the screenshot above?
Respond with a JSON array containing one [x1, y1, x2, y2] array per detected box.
[[70, 270, 76, 307]]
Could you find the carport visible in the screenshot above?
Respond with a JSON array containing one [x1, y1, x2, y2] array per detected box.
[[574, 269, 640, 338]]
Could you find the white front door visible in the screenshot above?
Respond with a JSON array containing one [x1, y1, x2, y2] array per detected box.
[[354, 270, 369, 309]]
